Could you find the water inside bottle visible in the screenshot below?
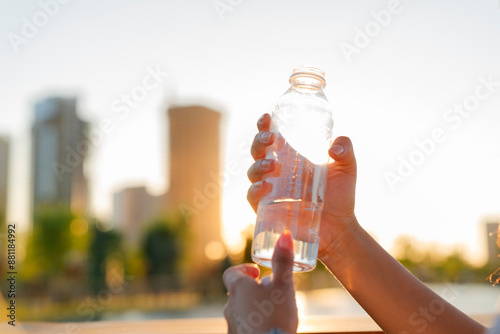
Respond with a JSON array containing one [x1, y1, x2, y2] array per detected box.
[[252, 117, 329, 272], [252, 201, 320, 271], [252, 201, 320, 272]]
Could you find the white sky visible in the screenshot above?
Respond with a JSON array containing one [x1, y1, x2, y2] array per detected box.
[[1, 0, 499, 263]]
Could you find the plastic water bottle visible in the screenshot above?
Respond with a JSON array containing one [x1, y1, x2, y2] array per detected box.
[[251, 65, 334, 272]]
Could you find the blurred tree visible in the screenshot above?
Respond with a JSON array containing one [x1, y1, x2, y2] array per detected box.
[[393, 235, 420, 270], [23, 205, 89, 280], [241, 235, 253, 264], [88, 222, 123, 294], [394, 235, 488, 283], [142, 215, 186, 290], [20, 205, 89, 304], [124, 248, 147, 278], [436, 250, 471, 282]]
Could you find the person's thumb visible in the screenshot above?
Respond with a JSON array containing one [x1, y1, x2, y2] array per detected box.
[[328, 136, 357, 176], [271, 230, 294, 288]]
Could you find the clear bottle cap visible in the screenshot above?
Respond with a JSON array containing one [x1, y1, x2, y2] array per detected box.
[[289, 65, 326, 88]]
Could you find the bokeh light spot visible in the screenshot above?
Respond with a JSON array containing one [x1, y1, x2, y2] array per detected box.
[[204, 241, 226, 261], [70, 218, 88, 237]]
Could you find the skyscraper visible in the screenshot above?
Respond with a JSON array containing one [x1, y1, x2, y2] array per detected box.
[[32, 97, 88, 221], [167, 106, 224, 277]]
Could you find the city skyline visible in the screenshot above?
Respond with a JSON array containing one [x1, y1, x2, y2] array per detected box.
[[1, 91, 497, 263], [1, 1, 500, 264]]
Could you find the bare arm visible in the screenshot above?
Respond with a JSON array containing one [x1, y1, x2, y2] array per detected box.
[[321, 217, 486, 334], [247, 113, 486, 334]]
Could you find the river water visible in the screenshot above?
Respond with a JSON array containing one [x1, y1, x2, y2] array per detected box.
[[296, 283, 500, 316]]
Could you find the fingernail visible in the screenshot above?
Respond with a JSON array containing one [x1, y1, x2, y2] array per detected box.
[[261, 132, 272, 142], [254, 180, 264, 189], [329, 144, 344, 156], [257, 115, 265, 125], [278, 230, 293, 250], [260, 159, 272, 168]]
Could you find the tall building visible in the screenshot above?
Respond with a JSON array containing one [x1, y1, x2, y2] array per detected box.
[[32, 97, 88, 221], [167, 106, 224, 277], [0, 136, 8, 226]]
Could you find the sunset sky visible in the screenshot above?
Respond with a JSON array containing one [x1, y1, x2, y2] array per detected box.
[[1, 0, 499, 263]]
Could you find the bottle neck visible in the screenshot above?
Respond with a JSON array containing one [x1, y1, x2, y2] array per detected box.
[[290, 76, 325, 90]]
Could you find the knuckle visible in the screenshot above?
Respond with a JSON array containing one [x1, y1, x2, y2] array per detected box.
[[247, 165, 253, 180], [247, 190, 258, 212], [253, 132, 262, 145], [223, 303, 230, 319], [231, 275, 245, 286], [222, 270, 233, 288], [248, 161, 265, 182]]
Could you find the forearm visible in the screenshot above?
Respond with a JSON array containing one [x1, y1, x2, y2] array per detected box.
[[321, 218, 486, 334]]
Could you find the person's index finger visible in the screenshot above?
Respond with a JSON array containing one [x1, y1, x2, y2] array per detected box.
[[223, 264, 260, 291], [257, 113, 271, 131], [271, 230, 294, 287]]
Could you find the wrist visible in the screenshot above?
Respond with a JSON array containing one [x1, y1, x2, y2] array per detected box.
[[318, 215, 364, 274]]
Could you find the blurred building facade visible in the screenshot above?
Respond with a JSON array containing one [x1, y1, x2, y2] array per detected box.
[[113, 186, 164, 247], [31, 97, 88, 221], [0, 136, 9, 226], [167, 106, 224, 277]]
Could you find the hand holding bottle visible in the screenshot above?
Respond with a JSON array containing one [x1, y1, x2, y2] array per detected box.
[[246, 115, 486, 334], [247, 113, 358, 264]]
